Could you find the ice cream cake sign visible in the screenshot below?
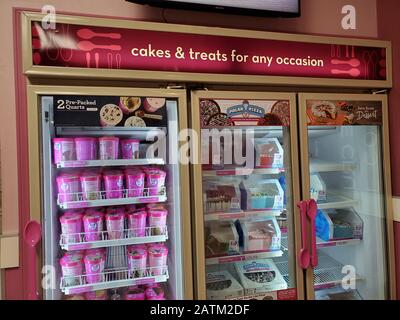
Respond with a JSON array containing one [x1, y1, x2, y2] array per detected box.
[[31, 21, 387, 81], [306, 100, 382, 126]]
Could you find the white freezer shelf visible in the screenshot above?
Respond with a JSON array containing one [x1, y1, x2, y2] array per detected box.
[[202, 167, 284, 177], [310, 159, 356, 173], [313, 253, 363, 290], [60, 266, 169, 295], [56, 158, 165, 168], [204, 209, 282, 221], [316, 193, 358, 210], [60, 226, 168, 251], [57, 187, 167, 209], [205, 250, 283, 265], [281, 236, 361, 251]]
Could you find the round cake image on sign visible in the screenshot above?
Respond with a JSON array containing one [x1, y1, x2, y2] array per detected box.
[[100, 104, 123, 126]]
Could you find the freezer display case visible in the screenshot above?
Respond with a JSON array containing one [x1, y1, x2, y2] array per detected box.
[[38, 87, 191, 300], [191, 91, 302, 300], [298, 93, 396, 300]]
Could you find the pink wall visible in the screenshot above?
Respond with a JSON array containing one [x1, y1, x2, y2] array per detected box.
[[0, 0, 379, 298]]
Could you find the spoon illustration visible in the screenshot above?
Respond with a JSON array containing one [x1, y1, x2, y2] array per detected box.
[[331, 58, 360, 67], [297, 200, 310, 270], [23, 220, 42, 300], [331, 68, 361, 77], [307, 199, 318, 268], [77, 28, 121, 40], [77, 41, 121, 52]]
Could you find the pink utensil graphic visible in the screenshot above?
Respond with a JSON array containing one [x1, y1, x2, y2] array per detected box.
[[77, 41, 121, 52], [306, 199, 318, 268], [107, 53, 113, 69], [33, 52, 42, 65], [77, 28, 122, 40], [331, 58, 360, 67], [331, 68, 361, 77], [351, 46, 355, 58], [379, 59, 386, 68], [23, 220, 42, 300], [362, 51, 378, 79], [32, 38, 41, 50], [345, 45, 349, 58], [116, 53, 121, 69], [297, 200, 310, 270], [86, 52, 91, 68], [95, 52, 99, 68], [60, 24, 73, 62]]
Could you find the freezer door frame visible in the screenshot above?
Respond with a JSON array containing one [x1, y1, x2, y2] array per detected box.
[[298, 92, 396, 300], [190, 90, 304, 300], [26, 85, 193, 299]]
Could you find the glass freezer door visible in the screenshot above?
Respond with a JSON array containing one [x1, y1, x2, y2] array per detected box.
[[299, 93, 396, 300], [191, 91, 303, 300]]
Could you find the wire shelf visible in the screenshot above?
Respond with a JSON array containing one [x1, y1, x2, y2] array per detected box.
[[60, 265, 169, 295], [60, 226, 168, 251], [56, 158, 165, 168], [57, 186, 167, 209]]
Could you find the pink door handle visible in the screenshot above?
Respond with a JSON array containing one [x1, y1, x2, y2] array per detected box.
[[23, 220, 42, 300], [297, 200, 311, 269], [307, 199, 318, 268]]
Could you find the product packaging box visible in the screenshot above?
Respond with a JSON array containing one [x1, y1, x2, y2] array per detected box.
[[315, 208, 364, 241], [310, 173, 327, 202], [235, 259, 287, 295], [240, 179, 284, 210], [205, 221, 240, 257], [206, 270, 244, 300], [236, 218, 281, 253], [204, 181, 241, 213], [254, 138, 284, 168]]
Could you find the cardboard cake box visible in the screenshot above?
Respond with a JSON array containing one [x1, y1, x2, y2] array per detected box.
[[240, 179, 284, 210], [310, 173, 327, 202], [235, 259, 287, 295], [254, 138, 284, 169], [206, 270, 244, 300], [205, 221, 240, 257], [236, 218, 281, 253], [203, 180, 241, 213], [315, 208, 364, 241]]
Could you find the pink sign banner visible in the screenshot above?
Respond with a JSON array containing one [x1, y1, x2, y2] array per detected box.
[[31, 22, 387, 81]]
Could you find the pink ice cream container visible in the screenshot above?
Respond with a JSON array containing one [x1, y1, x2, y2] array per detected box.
[[82, 211, 104, 242], [103, 171, 124, 199], [128, 247, 148, 277], [125, 204, 137, 213], [85, 248, 106, 259], [145, 169, 166, 196], [99, 136, 119, 160], [60, 254, 83, 286], [145, 286, 165, 300], [121, 139, 140, 159], [53, 138, 75, 164], [74, 137, 97, 161], [57, 173, 81, 203], [60, 213, 83, 243], [148, 208, 168, 235], [80, 172, 101, 200], [84, 253, 105, 284], [148, 244, 168, 276], [128, 209, 147, 237], [126, 170, 145, 197], [124, 287, 145, 300], [85, 290, 108, 300], [105, 212, 125, 240]]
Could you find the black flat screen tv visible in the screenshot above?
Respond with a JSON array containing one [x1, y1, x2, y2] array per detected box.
[[127, 0, 301, 18]]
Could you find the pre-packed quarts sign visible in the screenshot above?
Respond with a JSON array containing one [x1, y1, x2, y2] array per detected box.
[[52, 95, 168, 127], [306, 100, 382, 126], [31, 21, 387, 81]]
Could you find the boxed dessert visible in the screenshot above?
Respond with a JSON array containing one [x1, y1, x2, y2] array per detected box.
[[203, 181, 241, 213], [240, 179, 284, 210], [205, 221, 240, 257], [254, 138, 284, 168], [206, 270, 244, 300], [236, 218, 281, 253], [315, 208, 364, 241], [235, 259, 287, 295], [310, 173, 327, 202]]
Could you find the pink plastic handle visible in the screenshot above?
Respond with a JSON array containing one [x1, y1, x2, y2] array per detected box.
[[307, 199, 319, 268], [297, 200, 310, 269], [23, 220, 42, 300]]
